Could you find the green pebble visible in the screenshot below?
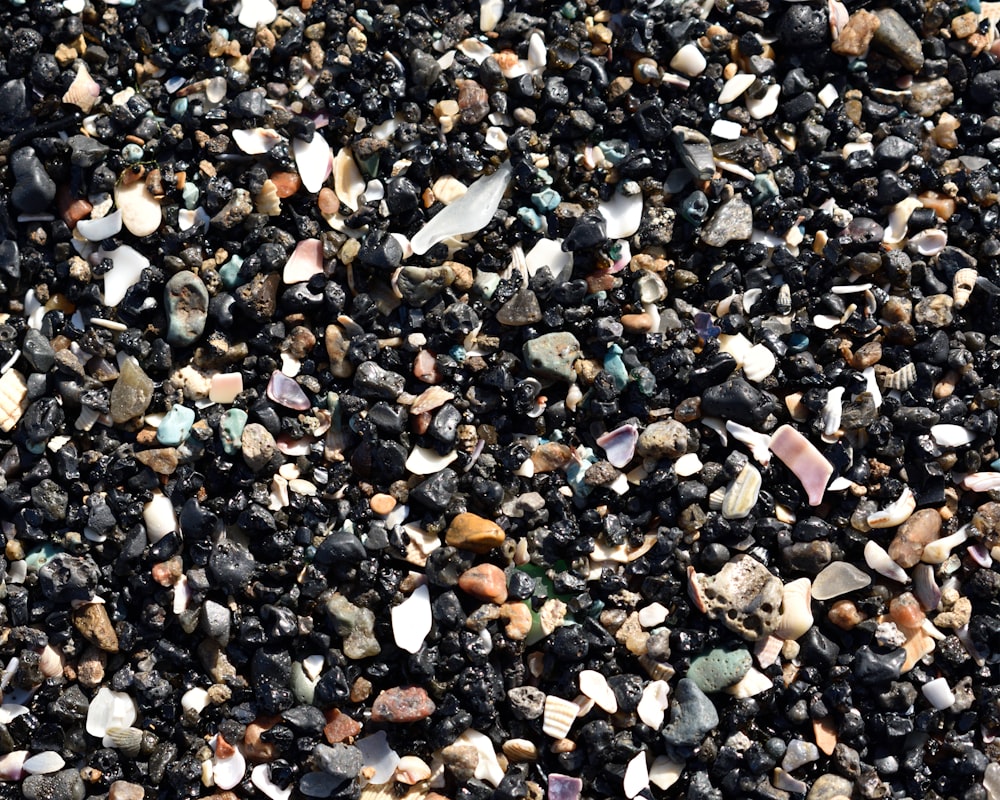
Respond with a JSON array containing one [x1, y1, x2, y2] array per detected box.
[[688, 647, 753, 693], [560, 2, 576, 18], [531, 188, 561, 212], [170, 97, 189, 119], [750, 172, 779, 206], [220, 408, 248, 455], [25, 543, 61, 571], [157, 404, 196, 446], [474, 271, 502, 299], [523, 332, 582, 383], [603, 344, 628, 391], [182, 182, 200, 210], [218, 255, 244, 289]]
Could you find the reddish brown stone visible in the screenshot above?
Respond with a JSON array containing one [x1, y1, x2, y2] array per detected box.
[[370, 686, 436, 723], [458, 564, 508, 604], [270, 171, 302, 198], [324, 709, 363, 744]]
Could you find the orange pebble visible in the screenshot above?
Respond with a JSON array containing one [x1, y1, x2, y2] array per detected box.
[[270, 171, 302, 199], [889, 592, 925, 630], [317, 186, 340, 214], [827, 599, 866, 630], [370, 493, 396, 515]]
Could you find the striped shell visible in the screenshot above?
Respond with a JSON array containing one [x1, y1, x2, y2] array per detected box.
[[502, 738, 538, 762], [254, 179, 281, 216], [882, 362, 916, 391], [542, 695, 578, 739], [953, 267, 977, 309], [106, 726, 143, 757]]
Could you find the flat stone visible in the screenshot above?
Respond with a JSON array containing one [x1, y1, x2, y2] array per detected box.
[[687, 648, 752, 693], [700, 196, 752, 247], [661, 678, 719, 747], [853, 646, 906, 683], [523, 332, 582, 382], [165, 271, 209, 346], [370, 686, 436, 723], [109, 357, 154, 425], [446, 513, 506, 554]]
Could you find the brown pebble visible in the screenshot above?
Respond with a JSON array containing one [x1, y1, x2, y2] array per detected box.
[[887, 508, 941, 567], [318, 186, 340, 214], [109, 781, 145, 800], [831, 10, 880, 57], [324, 709, 362, 744], [440, 744, 479, 783], [370, 686, 436, 723], [889, 592, 925, 630], [827, 599, 866, 630], [370, 493, 396, 515], [458, 564, 508, 604], [243, 716, 280, 762], [446, 512, 506, 554], [350, 676, 373, 703], [499, 602, 533, 640], [76, 646, 107, 688], [530, 442, 574, 473], [135, 447, 180, 475], [72, 603, 119, 652]]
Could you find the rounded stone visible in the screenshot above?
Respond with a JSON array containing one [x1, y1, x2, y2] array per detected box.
[[687, 647, 753, 693], [445, 513, 506, 554], [888, 509, 941, 568], [458, 564, 508, 604], [241, 423, 277, 471], [165, 270, 210, 346], [637, 420, 689, 460]]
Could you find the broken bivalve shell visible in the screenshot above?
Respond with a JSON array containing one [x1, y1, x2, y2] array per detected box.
[[908, 228, 947, 256], [775, 578, 813, 641], [542, 695, 579, 739], [578, 670, 618, 713], [501, 739, 539, 762], [394, 756, 432, 784], [637, 680, 671, 729], [882, 361, 916, 391], [867, 487, 916, 528], [721, 462, 762, 520], [921, 526, 970, 564], [724, 667, 772, 698], [930, 424, 976, 448], [864, 540, 910, 583]]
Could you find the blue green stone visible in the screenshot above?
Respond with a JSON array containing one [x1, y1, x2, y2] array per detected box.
[[688, 647, 753, 693], [604, 344, 628, 391], [220, 408, 248, 454], [157, 404, 196, 446], [219, 255, 244, 289]]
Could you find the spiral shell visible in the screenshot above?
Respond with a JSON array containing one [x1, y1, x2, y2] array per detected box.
[[882, 361, 916, 391], [254, 179, 281, 216], [953, 267, 977, 309]]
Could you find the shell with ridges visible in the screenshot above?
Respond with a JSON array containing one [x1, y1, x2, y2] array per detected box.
[[106, 726, 144, 757], [63, 62, 100, 112], [882, 361, 916, 391], [255, 179, 281, 216], [953, 267, 977, 308], [502, 738, 538, 762], [542, 695, 578, 739]]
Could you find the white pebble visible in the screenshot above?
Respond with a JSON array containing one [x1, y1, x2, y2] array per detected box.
[[930, 424, 976, 448], [213, 747, 246, 791], [746, 84, 781, 119], [674, 452, 703, 477], [453, 728, 505, 787], [638, 603, 668, 628], [579, 670, 618, 713], [637, 680, 670, 729], [238, 0, 277, 28], [922, 677, 956, 710], [22, 752, 65, 775], [864, 540, 910, 583], [818, 83, 839, 107], [294, 135, 333, 195], [115, 180, 162, 238], [480, 0, 503, 32], [391, 584, 432, 654], [233, 127, 284, 155], [143, 491, 177, 544], [718, 73, 756, 104], [710, 119, 742, 140], [670, 43, 707, 76], [623, 751, 649, 799]]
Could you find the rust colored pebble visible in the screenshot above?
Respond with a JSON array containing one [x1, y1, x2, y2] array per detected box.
[[445, 512, 506, 554], [270, 171, 302, 198], [458, 564, 509, 604], [324, 709, 363, 744], [318, 186, 340, 214], [370, 493, 396, 515], [889, 591, 925, 630], [370, 686, 436, 723], [827, 599, 866, 630]]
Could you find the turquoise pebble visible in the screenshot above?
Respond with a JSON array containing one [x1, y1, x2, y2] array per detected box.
[[170, 97, 189, 119], [750, 173, 779, 206], [219, 255, 244, 289], [967, 0, 981, 11], [220, 408, 248, 455], [25, 543, 61, 571], [535, 168, 553, 185], [560, 2, 576, 17], [517, 207, 543, 231], [122, 143, 144, 163], [688, 647, 753, 693], [182, 183, 199, 210], [603, 344, 628, 391], [599, 139, 629, 164], [531, 188, 561, 212], [157, 404, 196, 446], [680, 190, 710, 225], [356, 9, 374, 29], [449, 345, 467, 363], [991, 458, 1000, 471]]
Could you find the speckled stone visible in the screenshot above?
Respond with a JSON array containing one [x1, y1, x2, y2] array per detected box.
[[370, 686, 436, 723], [164, 270, 209, 346], [523, 333, 582, 382], [687, 648, 752, 693]]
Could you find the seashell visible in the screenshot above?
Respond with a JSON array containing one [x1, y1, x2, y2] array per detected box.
[[624, 751, 649, 799], [0, 750, 27, 781], [908, 228, 947, 256], [598, 190, 643, 239], [391, 584, 432, 655], [480, 0, 504, 32], [649, 755, 684, 791], [106, 726, 144, 757], [357, 731, 400, 785], [115, 179, 162, 238], [394, 755, 432, 784], [913, 564, 942, 611], [213, 747, 247, 791], [22, 751, 65, 775], [721, 461, 762, 519], [674, 452, 703, 477], [867, 487, 916, 528], [921, 525, 970, 564], [542, 695, 579, 739], [293, 135, 333, 195], [63, 62, 100, 112], [724, 667, 772, 698], [182, 687, 210, 716], [864, 540, 910, 583], [953, 267, 977, 309], [708, 486, 726, 511], [769, 425, 834, 507], [922, 677, 955, 710], [746, 84, 781, 120], [233, 127, 284, 155], [884, 196, 922, 246], [37, 644, 64, 679], [237, 0, 277, 27], [333, 147, 364, 211], [98, 244, 150, 307], [409, 385, 455, 416], [76, 209, 122, 241], [404, 446, 457, 476], [283, 239, 324, 284], [502, 738, 538, 762], [0, 704, 28, 724], [773, 769, 808, 794], [881, 361, 916, 391], [0, 369, 28, 433], [636, 680, 670, 729], [255, 179, 281, 216], [742, 343, 776, 383], [252, 763, 292, 800], [638, 655, 675, 682], [776, 578, 813, 641], [821, 386, 844, 439], [457, 38, 494, 64], [578, 670, 618, 713], [969, 542, 993, 568], [930, 423, 976, 448], [962, 472, 1000, 492], [812, 717, 838, 755], [451, 728, 505, 787], [596, 424, 639, 469], [718, 72, 756, 104], [87, 688, 138, 740]]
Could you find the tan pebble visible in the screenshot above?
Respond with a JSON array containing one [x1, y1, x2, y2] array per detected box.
[[318, 187, 340, 215], [109, 781, 145, 800], [920, 189, 956, 219], [243, 716, 280, 761], [446, 512, 506, 554], [831, 9, 880, 57], [370, 493, 396, 515], [550, 738, 576, 753], [350, 676, 373, 703], [887, 508, 941, 568], [458, 564, 508, 604], [76, 646, 106, 688], [951, 10, 979, 38], [813, 717, 837, 755], [499, 603, 532, 640], [72, 603, 119, 652], [828, 599, 866, 630], [323, 709, 362, 744], [531, 442, 574, 473], [935, 596, 972, 629], [621, 312, 654, 332]]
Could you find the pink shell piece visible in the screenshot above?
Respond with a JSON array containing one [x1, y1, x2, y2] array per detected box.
[[0, 750, 27, 781], [769, 425, 833, 506], [267, 371, 311, 411], [283, 239, 324, 284], [596, 424, 639, 468]]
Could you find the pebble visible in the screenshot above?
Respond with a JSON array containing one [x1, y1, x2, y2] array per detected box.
[[888, 509, 941, 568], [522, 332, 582, 383], [700, 196, 753, 247], [156, 404, 196, 446], [687, 648, 752, 693], [241, 423, 277, 472], [871, 8, 925, 72], [691, 555, 784, 641], [370, 687, 436, 723], [661, 678, 719, 747], [458, 564, 508, 603], [72, 603, 119, 652], [446, 512, 506, 554], [11, 148, 55, 213], [636, 420, 688, 459], [109, 357, 154, 425], [164, 271, 209, 346]]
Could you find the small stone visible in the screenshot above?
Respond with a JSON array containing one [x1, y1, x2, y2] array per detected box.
[[397, 266, 455, 306], [312, 743, 362, 782], [370, 686, 436, 723], [692, 555, 784, 641], [241, 423, 277, 472], [267, 371, 311, 411], [211, 188, 253, 230], [135, 448, 179, 475], [806, 774, 854, 800], [523, 333, 582, 383], [11, 147, 56, 213], [156, 404, 196, 446], [661, 678, 719, 747], [812, 561, 872, 600], [497, 287, 543, 326], [324, 709, 362, 744], [906, 79, 955, 118], [220, 408, 248, 455], [23, 771, 86, 800], [22, 329, 56, 372], [700, 196, 753, 247], [562, 210, 607, 251], [508, 686, 546, 720], [672, 126, 715, 180], [109, 780, 145, 800], [327, 592, 381, 659], [458, 564, 508, 603], [109, 357, 154, 425], [235, 271, 281, 322], [888, 509, 941, 568], [637, 420, 688, 459], [116, 180, 162, 238], [871, 8, 925, 73], [165, 271, 209, 346], [831, 10, 880, 57], [853, 646, 906, 683], [446, 513, 506, 554], [687, 648, 752, 693], [548, 774, 582, 800], [72, 603, 119, 652]]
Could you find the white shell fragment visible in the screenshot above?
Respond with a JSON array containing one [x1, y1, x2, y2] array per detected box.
[[921, 526, 970, 564], [864, 540, 910, 583], [182, 686, 210, 715], [0, 751, 27, 781], [115, 180, 162, 238], [542, 694, 579, 739], [295, 135, 334, 195], [392, 583, 432, 654], [233, 127, 284, 155], [721, 462, 762, 520], [670, 43, 707, 76], [238, 0, 278, 28], [930, 424, 976, 448], [86, 687, 138, 739], [357, 731, 399, 785], [746, 84, 781, 119], [718, 73, 756, 104], [724, 667, 772, 698], [252, 763, 293, 800], [637, 680, 671, 729], [284, 238, 325, 284], [922, 677, 956, 710], [598, 190, 643, 239], [597, 424, 639, 468], [410, 161, 512, 255], [22, 752, 65, 775], [623, 752, 649, 799], [405, 446, 458, 475], [726, 421, 772, 466], [76, 210, 122, 241], [867, 487, 916, 528], [213, 739, 247, 791], [99, 245, 150, 306], [649, 755, 684, 790], [0, 369, 28, 433], [480, 0, 503, 32], [63, 62, 100, 112], [579, 670, 618, 713], [775, 578, 813, 641], [453, 728, 505, 787]]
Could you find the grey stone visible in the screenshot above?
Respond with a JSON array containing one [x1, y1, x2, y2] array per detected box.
[[872, 8, 924, 73], [701, 196, 753, 247], [692, 554, 783, 641], [165, 270, 210, 346], [523, 332, 581, 382], [662, 678, 719, 747]]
